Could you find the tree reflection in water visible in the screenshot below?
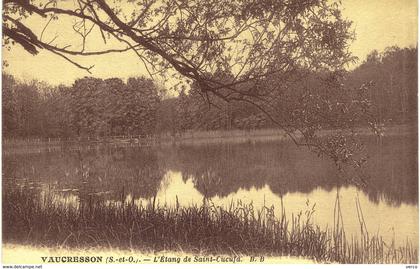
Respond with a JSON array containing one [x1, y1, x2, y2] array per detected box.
[[3, 135, 417, 207]]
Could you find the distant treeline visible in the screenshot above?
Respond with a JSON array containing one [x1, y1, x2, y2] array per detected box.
[[347, 46, 417, 123], [3, 76, 161, 138], [2, 46, 417, 139]]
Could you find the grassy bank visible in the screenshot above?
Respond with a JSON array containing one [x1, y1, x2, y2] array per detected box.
[[3, 187, 417, 264]]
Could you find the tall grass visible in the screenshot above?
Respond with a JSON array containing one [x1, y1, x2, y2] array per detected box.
[[3, 187, 417, 264]]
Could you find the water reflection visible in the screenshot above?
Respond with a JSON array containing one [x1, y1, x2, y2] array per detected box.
[[160, 136, 418, 205], [130, 171, 418, 247], [4, 147, 165, 200], [3, 135, 418, 248]]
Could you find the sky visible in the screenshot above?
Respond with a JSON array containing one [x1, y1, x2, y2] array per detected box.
[[2, 0, 418, 86], [342, 0, 417, 61]]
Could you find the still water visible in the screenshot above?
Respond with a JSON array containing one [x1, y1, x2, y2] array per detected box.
[[3, 135, 418, 248]]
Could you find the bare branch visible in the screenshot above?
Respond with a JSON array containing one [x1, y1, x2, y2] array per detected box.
[[39, 15, 54, 42], [49, 49, 94, 73]]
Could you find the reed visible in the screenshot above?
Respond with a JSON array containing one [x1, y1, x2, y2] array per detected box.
[[3, 187, 417, 264]]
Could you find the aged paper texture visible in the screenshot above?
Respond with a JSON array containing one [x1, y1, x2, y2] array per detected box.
[[2, 0, 418, 267]]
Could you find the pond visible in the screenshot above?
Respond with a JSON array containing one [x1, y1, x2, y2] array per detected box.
[[3, 134, 418, 249]]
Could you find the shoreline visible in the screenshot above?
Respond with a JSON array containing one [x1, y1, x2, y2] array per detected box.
[[2, 124, 416, 155], [3, 187, 417, 264]]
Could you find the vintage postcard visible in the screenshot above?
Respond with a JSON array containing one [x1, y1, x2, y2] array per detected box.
[[1, 0, 418, 268]]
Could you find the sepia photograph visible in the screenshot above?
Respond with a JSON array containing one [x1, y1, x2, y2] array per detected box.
[[1, 0, 418, 267]]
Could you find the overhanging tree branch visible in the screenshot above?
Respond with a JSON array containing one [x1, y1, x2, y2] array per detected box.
[[3, 0, 374, 173]]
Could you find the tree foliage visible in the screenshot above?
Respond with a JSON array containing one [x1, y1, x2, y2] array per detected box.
[[3, 0, 392, 174], [347, 46, 417, 123], [2, 74, 44, 137], [2, 74, 161, 138], [4, 0, 354, 78]]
